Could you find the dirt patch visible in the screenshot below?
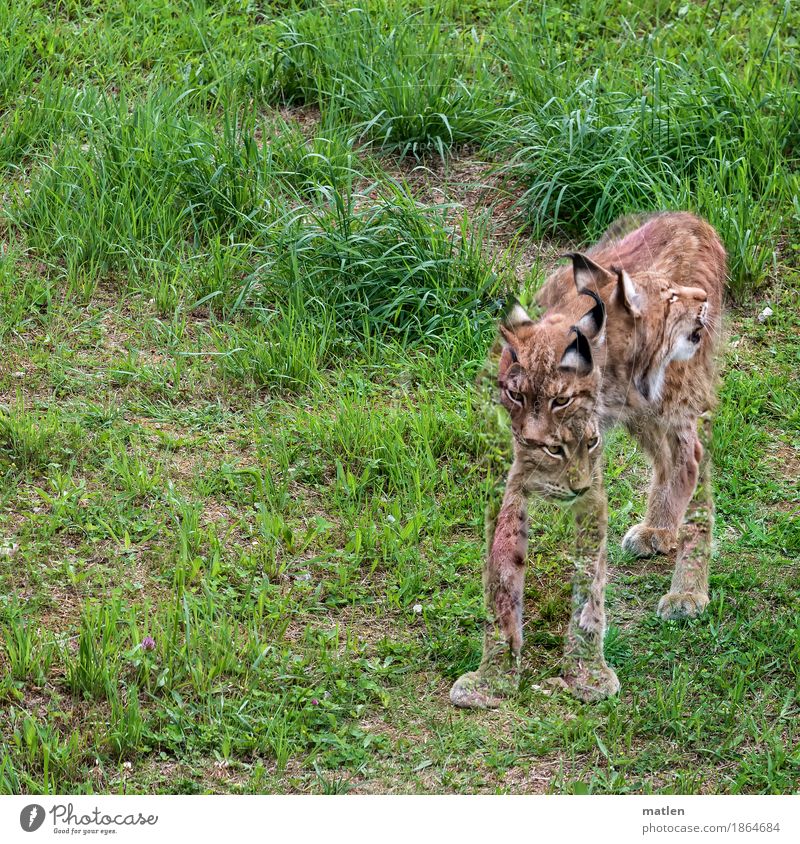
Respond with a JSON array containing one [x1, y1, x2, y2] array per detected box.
[[277, 104, 322, 136], [764, 437, 800, 487], [373, 150, 572, 286]]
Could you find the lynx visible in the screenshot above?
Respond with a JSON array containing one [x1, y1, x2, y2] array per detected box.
[[451, 212, 725, 708]]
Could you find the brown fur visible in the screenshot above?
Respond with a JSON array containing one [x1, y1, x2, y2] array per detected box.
[[537, 211, 724, 426], [450, 212, 725, 708]]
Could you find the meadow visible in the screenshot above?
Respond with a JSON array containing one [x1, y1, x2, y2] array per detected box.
[[0, 0, 798, 794]]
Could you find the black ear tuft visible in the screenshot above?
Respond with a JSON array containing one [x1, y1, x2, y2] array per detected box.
[[563, 252, 614, 295], [560, 326, 594, 376], [564, 252, 597, 276], [576, 288, 606, 339]]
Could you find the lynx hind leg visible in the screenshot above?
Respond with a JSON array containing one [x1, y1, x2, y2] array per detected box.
[[562, 473, 620, 702], [658, 413, 714, 620], [450, 477, 528, 709]]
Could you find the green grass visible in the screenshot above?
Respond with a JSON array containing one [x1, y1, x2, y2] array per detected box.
[[271, 3, 500, 155], [0, 0, 799, 795], [488, 3, 798, 297]]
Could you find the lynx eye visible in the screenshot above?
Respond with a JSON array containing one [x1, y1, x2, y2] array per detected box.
[[551, 396, 572, 410], [506, 389, 524, 406], [587, 436, 600, 451], [542, 444, 564, 459]]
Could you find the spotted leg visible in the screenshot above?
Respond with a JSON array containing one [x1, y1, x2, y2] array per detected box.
[[657, 412, 714, 619], [450, 462, 528, 709], [562, 465, 620, 701], [622, 419, 701, 558]]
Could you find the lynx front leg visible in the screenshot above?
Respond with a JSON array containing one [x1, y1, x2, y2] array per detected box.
[[562, 472, 620, 702], [450, 465, 528, 709], [657, 413, 714, 620], [622, 421, 700, 558]]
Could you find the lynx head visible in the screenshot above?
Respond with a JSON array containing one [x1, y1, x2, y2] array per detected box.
[[568, 250, 708, 355], [565, 252, 710, 400], [497, 298, 604, 503], [611, 264, 708, 362]]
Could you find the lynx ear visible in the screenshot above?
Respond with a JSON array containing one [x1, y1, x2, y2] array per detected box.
[[499, 300, 532, 351], [575, 288, 606, 340], [498, 343, 519, 382], [564, 252, 615, 294], [612, 266, 642, 317], [503, 300, 533, 329], [498, 300, 530, 382], [560, 327, 593, 376]]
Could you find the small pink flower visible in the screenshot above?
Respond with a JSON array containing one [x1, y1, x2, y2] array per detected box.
[[311, 698, 319, 706], [141, 636, 156, 652]]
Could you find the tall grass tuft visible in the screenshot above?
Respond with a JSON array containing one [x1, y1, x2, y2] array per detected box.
[[255, 182, 506, 344], [272, 4, 498, 156], [490, 13, 798, 298], [0, 78, 97, 172], [14, 94, 287, 275], [66, 601, 125, 701]]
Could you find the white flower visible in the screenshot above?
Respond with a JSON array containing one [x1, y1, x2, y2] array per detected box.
[[0, 541, 19, 558], [412, 604, 422, 614]]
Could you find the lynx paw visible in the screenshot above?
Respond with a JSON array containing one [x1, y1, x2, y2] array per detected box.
[[621, 524, 676, 557], [449, 670, 518, 710], [657, 591, 709, 620], [562, 662, 620, 703]]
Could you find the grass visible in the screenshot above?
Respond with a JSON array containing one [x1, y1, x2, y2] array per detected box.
[[0, 0, 798, 795], [489, 4, 798, 297], [272, 4, 500, 155]]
